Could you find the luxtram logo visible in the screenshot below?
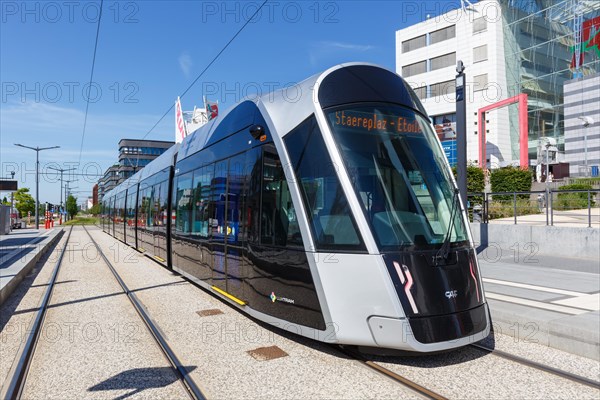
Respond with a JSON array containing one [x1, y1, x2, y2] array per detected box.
[[270, 291, 295, 304]]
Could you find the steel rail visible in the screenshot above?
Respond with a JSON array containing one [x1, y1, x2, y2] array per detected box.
[[471, 343, 600, 389], [0, 226, 72, 400], [337, 346, 448, 400], [82, 226, 206, 400]]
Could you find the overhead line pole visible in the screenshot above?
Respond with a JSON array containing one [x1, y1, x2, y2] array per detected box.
[[14, 144, 60, 229], [47, 166, 77, 211]]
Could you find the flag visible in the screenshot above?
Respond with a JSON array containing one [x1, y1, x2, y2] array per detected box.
[[205, 97, 218, 121], [175, 96, 187, 143]]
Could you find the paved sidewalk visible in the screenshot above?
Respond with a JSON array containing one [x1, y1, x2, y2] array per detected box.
[[0, 228, 63, 305], [488, 207, 600, 227], [479, 251, 600, 360]]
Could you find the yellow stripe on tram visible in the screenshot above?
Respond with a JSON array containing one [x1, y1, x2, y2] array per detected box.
[[211, 286, 246, 306], [153, 255, 166, 262]]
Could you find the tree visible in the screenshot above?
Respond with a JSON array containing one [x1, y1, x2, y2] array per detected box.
[[66, 195, 78, 219], [89, 204, 101, 216], [14, 188, 35, 217]]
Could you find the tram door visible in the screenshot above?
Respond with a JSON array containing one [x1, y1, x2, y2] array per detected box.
[[225, 153, 246, 301], [211, 160, 228, 292], [154, 180, 169, 262]]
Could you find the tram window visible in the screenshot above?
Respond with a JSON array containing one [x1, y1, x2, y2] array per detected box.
[[150, 185, 161, 226], [126, 190, 136, 227], [175, 172, 193, 234], [155, 180, 168, 228], [261, 145, 302, 247], [227, 153, 246, 244], [325, 104, 469, 249], [246, 147, 262, 244], [116, 195, 125, 224], [284, 116, 365, 251], [138, 183, 151, 229], [191, 165, 213, 238]]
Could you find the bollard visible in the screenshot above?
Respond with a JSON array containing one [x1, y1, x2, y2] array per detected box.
[[588, 190, 592, 228], [513, 192, 517, 225]]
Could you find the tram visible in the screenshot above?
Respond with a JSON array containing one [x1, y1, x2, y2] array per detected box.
[[101, 63, 490, 352]]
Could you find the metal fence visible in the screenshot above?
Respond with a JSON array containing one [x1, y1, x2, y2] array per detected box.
[[467, 189, 599, 227]]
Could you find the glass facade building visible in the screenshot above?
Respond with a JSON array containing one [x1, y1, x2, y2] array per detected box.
[[501, 0, 600, 160], [396, 0, 600, 171]]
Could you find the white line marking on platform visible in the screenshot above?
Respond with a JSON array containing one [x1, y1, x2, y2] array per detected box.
[[485, 292, 589, 315], [552, 293, 600, 311], [482, 278, 586, 297]]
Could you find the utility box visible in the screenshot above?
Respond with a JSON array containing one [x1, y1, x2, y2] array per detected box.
[[0, 205, 10, 235]]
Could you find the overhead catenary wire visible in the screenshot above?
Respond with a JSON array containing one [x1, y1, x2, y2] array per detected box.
[[77, 0, 104, 168], [140, 0, 269, 141]]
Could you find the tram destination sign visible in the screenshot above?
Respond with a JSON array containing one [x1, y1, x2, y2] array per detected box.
[[332, 110, 423, 134]]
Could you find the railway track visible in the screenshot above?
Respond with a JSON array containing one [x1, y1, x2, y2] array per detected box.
[[470, 343, 600, 390], [336, 346, 448, 400], [0, 226, 207, 400], [336, 341, 600, 400], [0, 226, 72, 400], [82, 225, 206, 400]]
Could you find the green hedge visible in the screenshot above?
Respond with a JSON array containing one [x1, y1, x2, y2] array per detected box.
[[572, 177, 600, 186], [452, 165, 485, 203], [555, 183, 595, 210], [490, 167, 532, 200]]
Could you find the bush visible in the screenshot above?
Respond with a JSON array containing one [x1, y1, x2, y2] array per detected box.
[[452, 165, 485, 207], [572, 177, 600, 187], [89, 204, 101, 216], [487, 199, 541, 219], [555, 183, 595, 210], [490, 167, 532, 200]]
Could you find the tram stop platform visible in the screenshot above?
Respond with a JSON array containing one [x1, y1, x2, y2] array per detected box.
[[477, 240, 600, 361], [0, 228, 63, 305]]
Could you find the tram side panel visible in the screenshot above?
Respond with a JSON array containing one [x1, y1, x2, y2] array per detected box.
[[171, 107, 326, 331]]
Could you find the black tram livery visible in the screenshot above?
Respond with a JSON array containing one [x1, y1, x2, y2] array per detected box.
[[101, 63, 490, 352]]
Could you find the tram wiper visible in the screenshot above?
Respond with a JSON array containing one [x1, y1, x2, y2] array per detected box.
[[433, 187, 460, 266]]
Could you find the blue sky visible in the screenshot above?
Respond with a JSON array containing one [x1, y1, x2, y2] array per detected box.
[[1, 0, 469, 204]]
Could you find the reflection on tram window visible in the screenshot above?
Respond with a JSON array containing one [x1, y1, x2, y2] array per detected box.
[[261, 144, 302, 247], [175, 172, 193, 234], [285, 116, 365, 251], [191, 165, 213, 238], [326, 104, 468, 250]]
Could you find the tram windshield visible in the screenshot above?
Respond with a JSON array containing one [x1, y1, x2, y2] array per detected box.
[[325, 103, 468, 250]]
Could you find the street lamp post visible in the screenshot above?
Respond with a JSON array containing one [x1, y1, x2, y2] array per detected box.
[[545, 142, 551, 224], [455, 60, 467, 209], [47, 166, 76, 212], [578, 116, 594, 177], [63, 181, 78, 221], [14, 144, 60, 229]]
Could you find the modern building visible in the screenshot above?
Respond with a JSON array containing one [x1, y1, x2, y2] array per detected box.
[[92, 184, 98, 206], [98, 139, 174, 201], [117, 139, 174, 180], [98, 164, 120, 202], [563, 72, 600, 177], [396, 0, 600, 175]]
